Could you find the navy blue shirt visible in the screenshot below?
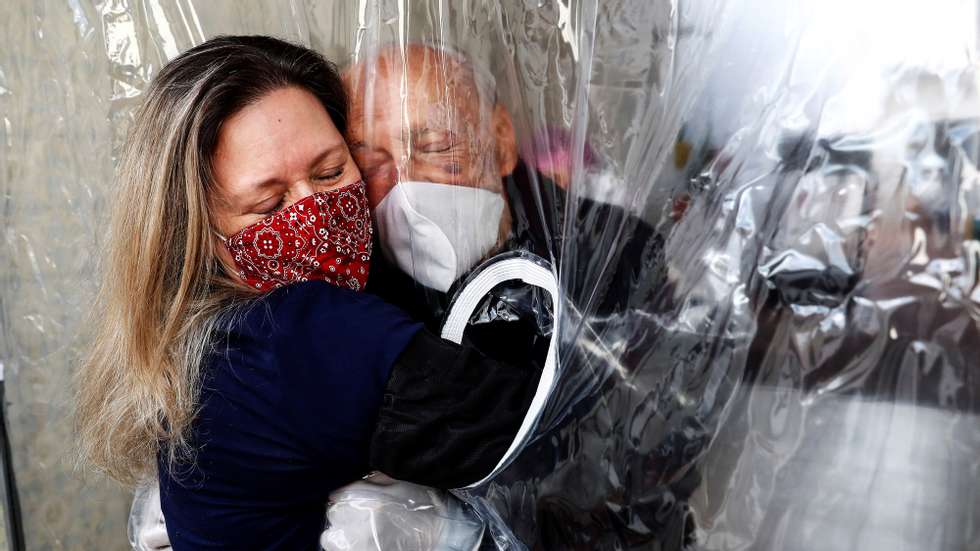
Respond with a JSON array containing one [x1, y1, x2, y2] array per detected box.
[[158, 281, 422, 550]]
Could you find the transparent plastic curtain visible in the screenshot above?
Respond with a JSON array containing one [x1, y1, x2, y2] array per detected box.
[[2, 2, 979, 551], [514, 0, 980, 550], [349, 0, 980, 549]]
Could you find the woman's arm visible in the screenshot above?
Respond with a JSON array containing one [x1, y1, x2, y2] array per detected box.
[[369, 329, 543, 489]]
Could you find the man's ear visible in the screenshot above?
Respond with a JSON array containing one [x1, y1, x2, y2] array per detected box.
[[492, 104, 519, 177]]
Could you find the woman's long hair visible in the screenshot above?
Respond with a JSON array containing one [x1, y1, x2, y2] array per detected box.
[[75, 35, 348, 486]]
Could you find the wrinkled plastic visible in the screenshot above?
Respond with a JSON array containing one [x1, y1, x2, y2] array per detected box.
[[3, 0, 980, 550], [321, 473, 484, 551], [129, 482, 169, 551], [347, 1, 980, 550]]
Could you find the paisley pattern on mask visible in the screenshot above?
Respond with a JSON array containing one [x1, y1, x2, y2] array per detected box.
[[224, 181, 372, 292]]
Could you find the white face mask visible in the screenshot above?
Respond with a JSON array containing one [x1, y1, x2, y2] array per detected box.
[[374, 181, 506, 292]]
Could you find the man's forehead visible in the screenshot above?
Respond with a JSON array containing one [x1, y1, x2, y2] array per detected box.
[[347, 45, 483, 101], [352, 44, 462, 76], [346, 53, 485, 135], [349, 101, 459, 140]]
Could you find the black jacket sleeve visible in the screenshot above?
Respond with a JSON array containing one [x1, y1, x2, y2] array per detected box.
[[368, 328, 543, 489]]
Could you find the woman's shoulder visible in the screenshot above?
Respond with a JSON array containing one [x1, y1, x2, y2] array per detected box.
[[235, 280, 421, 355], [264, 280, 409, 322]]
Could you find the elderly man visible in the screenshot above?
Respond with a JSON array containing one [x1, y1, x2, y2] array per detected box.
[[340, 43, 691, 550], [345, 43, 663, 367]]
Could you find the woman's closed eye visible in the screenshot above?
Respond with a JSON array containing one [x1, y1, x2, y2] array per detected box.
[[314, 168, 344, 182], [255, 169, 346, 215], [260, 196, 286, 215]]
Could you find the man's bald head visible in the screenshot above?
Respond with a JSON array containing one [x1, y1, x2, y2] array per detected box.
[[343, 43, 518, 208], [346, 43, 497, 112]]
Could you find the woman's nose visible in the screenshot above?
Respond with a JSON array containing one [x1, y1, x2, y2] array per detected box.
[[290, 180, 317, 202]]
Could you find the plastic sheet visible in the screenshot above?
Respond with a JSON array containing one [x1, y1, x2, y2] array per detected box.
[[321, 473, 484, 551], [346, 1, 980, 549], [3, 0, 980, 550], [128, 482, 168, 551]]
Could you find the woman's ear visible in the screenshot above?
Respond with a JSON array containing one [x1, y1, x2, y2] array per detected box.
[[493, 104, 519, 178]]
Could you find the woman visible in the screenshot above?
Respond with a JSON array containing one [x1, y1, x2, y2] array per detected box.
[[75, 35, 541, 550]]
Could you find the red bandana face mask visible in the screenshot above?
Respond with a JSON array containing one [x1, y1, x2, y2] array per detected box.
[[220, 181, 372, 292]]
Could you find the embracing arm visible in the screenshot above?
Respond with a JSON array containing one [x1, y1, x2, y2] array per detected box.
[[369, 329, 542, 489]]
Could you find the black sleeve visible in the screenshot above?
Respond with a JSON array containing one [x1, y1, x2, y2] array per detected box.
[[368, 328, 543, 489], [569, 197, 668, 315]]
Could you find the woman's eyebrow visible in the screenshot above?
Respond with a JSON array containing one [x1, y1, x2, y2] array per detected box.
[[308, 144, 346, 168], [243, 176, 281, 191]]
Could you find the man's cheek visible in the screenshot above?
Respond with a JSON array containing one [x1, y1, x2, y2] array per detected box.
[[441, 160, 463, 176], [366, 178, 396, 210], [440, 151, 496, 185]]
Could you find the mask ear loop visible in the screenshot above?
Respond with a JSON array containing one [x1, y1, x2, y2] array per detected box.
[[211, 229, 238, 279]]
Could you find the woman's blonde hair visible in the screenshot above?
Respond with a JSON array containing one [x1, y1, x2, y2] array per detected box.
[[75, 35, 349, 486]]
